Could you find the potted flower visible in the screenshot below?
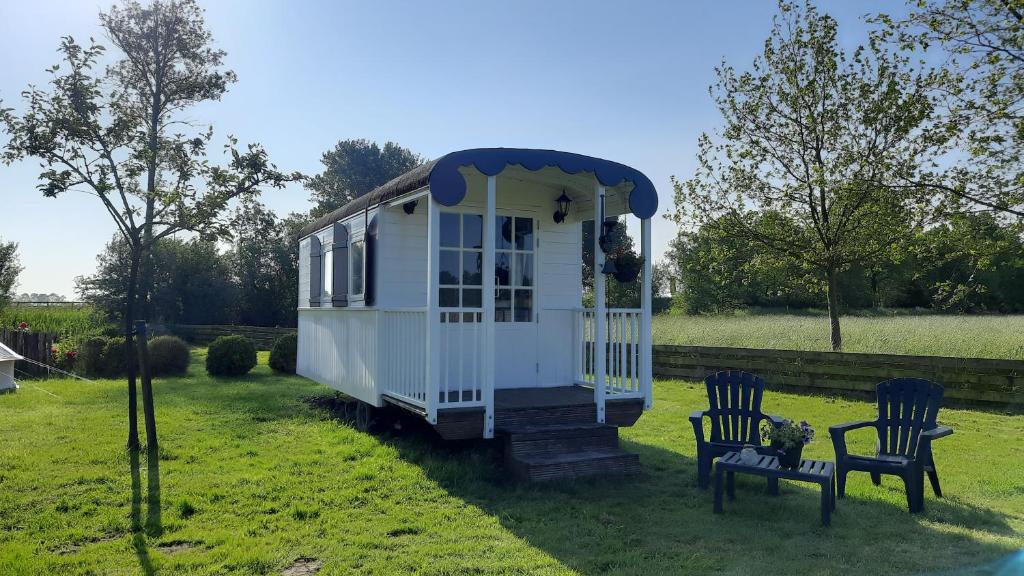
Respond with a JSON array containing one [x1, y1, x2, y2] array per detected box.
[[610, 250, 643, 283], [760, 419, 815, 469]]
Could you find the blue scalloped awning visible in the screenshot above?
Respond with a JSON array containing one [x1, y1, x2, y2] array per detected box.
[[428, 148, 659, 219]]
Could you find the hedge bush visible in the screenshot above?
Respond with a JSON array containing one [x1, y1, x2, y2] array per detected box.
[[101, 336, 130, 377], [148, 336, 190, 376], [79, 336, 108, 376], [206, 335, 256, 377], [269, 333, 297, 374]]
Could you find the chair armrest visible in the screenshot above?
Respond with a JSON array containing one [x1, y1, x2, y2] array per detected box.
[[829, 420, 876, 434], [689, 410, 708, 446], [920, 425, 953, 441], [916, 424, 953, 460], [828, 420, 876, 459], [765, 414, 786, 428]]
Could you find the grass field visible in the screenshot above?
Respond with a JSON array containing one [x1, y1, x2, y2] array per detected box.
[[654, 311, 1024, 360], [0, 305, 107, 338], [1, 351, 1022, 575]]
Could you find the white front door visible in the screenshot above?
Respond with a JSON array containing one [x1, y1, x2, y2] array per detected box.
[[494, 213, 538, 389]]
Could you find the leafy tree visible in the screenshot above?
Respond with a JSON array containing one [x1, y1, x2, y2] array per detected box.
[[229, 201, 297, 327], [666, 214, 823, 314], [674, 1, 943, 350], [1, 0, 298, 450], [0, 238, 22, 309], [307, 139, 422, 216], [77, 236, 237, 326], [873, 0, 1024, 216], [910, 213, 1024, 312]]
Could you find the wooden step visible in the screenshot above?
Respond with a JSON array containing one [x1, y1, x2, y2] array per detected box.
[[504, 423, 620, 459], [507, 448, 641, 482], [495, 403, 597, 429]]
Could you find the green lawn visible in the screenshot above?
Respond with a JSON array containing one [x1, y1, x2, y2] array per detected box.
[[1, 351, 1022, 575], [654, 312, 1024, 360]]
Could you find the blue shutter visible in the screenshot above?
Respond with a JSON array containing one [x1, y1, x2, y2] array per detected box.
[[308, 236, 321, 307], [331, 222, 349, 307], [365, 215, 378, 306]]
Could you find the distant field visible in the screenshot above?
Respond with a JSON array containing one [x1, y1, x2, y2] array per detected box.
[[0, 305, 107, 338], [653, 312, 1024, 360]]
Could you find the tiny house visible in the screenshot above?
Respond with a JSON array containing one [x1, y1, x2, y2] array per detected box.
[[296, 148, 658, 479]]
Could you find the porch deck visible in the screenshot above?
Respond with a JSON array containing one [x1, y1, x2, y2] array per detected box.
[[383, 385, 645, 440]]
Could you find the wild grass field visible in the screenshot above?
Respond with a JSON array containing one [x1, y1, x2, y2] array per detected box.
[[654, 311, 1024, 360], [1, 350, 1022, 575], [0, 305, 108, 338]]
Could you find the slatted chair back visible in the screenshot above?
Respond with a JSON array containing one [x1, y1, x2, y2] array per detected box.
[[703, 371, 768, 445], [875, 378, 944, 458]]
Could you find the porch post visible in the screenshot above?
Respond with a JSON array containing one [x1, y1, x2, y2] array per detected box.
[[593, 183, 607, 424], [482, 175, 496, 438], [641, 217, 653, 409], [425, 194, 441, 424]]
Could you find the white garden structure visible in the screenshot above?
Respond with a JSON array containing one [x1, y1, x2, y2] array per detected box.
[[0, 341, 22, 392], [296, 148, 658, 449]]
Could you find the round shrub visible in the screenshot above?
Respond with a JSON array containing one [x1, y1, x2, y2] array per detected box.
[[268, 333, 297, 374], [101, 336, 130, 377], [148, 335, 190, 376], [79, 336, 109, 376], [205, 335, 256, 377]]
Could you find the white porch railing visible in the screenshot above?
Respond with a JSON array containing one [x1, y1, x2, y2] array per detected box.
[[436, 309, 487, 409], [575, 308, 645, 399], [379, 308, 487, 410], [379, 309, 428, 407]]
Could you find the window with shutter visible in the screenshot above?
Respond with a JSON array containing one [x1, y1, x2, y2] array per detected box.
[[331, 222, 349, 307]]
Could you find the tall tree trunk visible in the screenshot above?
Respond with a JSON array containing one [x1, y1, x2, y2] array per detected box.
[[138, 7, 162, 450], [125, 246, 140, 451], [136, 318, 157, 449], [826, 267, 843, 351]]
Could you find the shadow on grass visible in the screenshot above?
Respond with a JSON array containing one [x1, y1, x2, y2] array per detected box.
[[307, 396, 1018, 575], [129, 446, 162, 576], [138, 364, 1019, 574]]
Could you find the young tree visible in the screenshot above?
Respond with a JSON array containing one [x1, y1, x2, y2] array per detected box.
[[0, 239, 22, 310], [1, 0, 298, 450], [674, 1, 944, 350], [307, 139, 422, 216], [873, 0, 1024, 217]]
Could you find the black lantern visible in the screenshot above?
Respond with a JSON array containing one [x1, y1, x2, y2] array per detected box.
[[598, 218, 619, 254], [552, 190, 572, 223]]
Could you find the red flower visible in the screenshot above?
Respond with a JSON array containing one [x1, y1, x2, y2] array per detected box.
[[51, 346, 58, 354], [66, 350, 78, 360], [18, 321, 28, 330]]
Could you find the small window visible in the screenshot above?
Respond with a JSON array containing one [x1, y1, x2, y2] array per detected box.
[[322, 248, 333, 296], [350, 240, 364, 297]]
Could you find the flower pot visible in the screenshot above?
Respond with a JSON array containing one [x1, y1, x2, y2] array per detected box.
[[773, 442, 804, 469], [612, 266, 641, 283]]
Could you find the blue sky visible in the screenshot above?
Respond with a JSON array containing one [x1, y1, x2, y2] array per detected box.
[[0, 0, 907, 297]]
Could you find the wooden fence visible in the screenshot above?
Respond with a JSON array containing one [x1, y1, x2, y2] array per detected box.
[[161, 324, 295, 350], [0, 328, 57, 378], [653, 345, 1024, 408]]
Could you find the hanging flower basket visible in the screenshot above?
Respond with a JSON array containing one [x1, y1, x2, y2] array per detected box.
[[610, 251, 642, 283]]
